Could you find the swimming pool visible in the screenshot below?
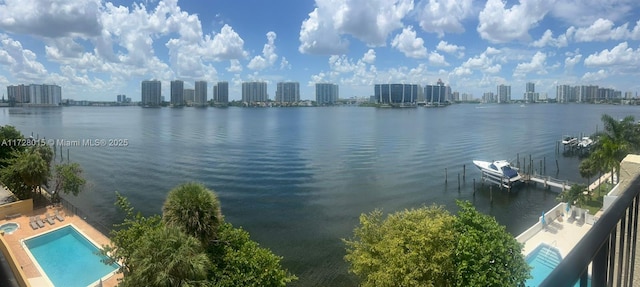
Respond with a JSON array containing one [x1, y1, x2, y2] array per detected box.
[[0, 222, 19, 234], [23, 225, 120, 287], [526, 243, 590, 287]]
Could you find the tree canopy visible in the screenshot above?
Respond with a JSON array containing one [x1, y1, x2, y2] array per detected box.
[[162, 182, 223, 246], [0, 125, 25, 167], [585, 114, 640, 184], [0, 126, 86, 202], [344, 201, 530, 287], [105, 184, 296, 287]]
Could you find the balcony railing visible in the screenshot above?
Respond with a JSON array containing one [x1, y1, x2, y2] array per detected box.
[[540, 175, 640, 287]]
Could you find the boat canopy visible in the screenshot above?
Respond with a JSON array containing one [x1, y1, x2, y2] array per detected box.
[[501, 166, 519, 178]]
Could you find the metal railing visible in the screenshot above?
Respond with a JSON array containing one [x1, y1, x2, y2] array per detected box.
[[58, 196, 113, 237], [540, 175, 640, 287]]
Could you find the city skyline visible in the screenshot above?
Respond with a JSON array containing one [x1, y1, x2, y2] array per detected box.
[[0, 1, 639, 101]]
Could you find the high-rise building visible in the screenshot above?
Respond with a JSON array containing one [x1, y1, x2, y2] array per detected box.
[[424, 79, 448, 104], [241, 81, 268, 102], [215, 81, 229, 103], [26, 84, 61, 106], [276, 82, 300, 103], [497, 84, 511, 103], [483, 92, 496, 103], [7, 84, 30, 106], [194, 80, 207, 106], [374, 84, 418, 104], [524, 82, 537, 103], [184, 88, 195, 104], [315, 83, 339, 105], [141, 80, 161, 107], [556, 85, 571, 103], [170, 80, 184, 107]]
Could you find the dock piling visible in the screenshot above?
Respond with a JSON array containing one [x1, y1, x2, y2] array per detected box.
[[458, 173, 460, 191], [445, 168, 448, 183], [463, 164, 466, 181], [490, 186, 493, 203], [473, 179, 476, 195]]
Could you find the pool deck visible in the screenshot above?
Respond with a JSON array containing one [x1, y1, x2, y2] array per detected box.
[[521, 215, 593, 258], [0, 205, 122, 287]]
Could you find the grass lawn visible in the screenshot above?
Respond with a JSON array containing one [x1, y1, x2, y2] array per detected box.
[[583, 182, 613, 215]]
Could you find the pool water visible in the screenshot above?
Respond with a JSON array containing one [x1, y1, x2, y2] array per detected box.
[[526, 243, 591, 287], [0, 222, 18, 234], [24, 225, 119, 287]]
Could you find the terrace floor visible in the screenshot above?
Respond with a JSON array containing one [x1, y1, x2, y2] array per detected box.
[[0, 205, 122, 287], [522, 212, 595, 259]]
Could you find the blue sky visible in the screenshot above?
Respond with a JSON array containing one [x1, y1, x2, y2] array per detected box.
[[0, 0, 639, 101]]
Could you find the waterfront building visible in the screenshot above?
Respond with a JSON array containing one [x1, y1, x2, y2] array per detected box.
[[625, 91, 635, 99], [497, 84, 511, 103], [597, 87, 615, 102], [556, 85, 571, 103], [452, 91, 460, 102], [7, 84, 61, 106], [524, 82, 537, 103], [375, 84, 419, 104], [141, 80, 161, 107], [116, 94, 130, 103], [214, 81, 229, 104], [184, 88, 195, 105], [424, 79, 449, 104], [242, 81, 268, 103], [315, 83, 339, 105], [194, 80, 207, 106], [170, 80, 184, 107], [483, 92, 496, 103], [578, 85, 598, 103], [276, 82, 300, 103], [7, 84, 30, 106]]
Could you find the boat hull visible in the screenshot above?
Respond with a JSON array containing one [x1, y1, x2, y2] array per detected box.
[[473, 160, 523, 189]]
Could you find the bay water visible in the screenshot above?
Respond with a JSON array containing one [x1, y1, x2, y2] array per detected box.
[[1, 104, 638, 286]]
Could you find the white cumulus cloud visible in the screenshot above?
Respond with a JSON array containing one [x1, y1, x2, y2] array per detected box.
[[391, 26, 428, 59], [299, 0, 414, 55], [362, 49, 376, 64], [248, 31, 278, 71], [514, 51, 548, 77], [584, 42, 640, 67], [416, 0, 474, 37], [478, 0, 554, 43], [436, 40, 465, 58]]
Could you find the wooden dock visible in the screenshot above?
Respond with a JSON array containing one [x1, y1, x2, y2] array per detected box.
[[522, 174, 572, 192]]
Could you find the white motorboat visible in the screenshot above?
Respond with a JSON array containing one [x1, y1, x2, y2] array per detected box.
[[473, 160, 522, 188], [577, 137, 594, 149], [561, 136, 578, 146]]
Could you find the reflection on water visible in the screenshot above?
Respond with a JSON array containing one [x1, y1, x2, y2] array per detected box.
[[1, 104, 638, 286]]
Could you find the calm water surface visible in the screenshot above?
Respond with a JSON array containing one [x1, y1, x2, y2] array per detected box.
[[1, 104, 639, 286]]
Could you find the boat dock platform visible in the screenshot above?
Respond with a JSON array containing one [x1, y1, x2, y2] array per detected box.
[[522, 174, 572, 192]]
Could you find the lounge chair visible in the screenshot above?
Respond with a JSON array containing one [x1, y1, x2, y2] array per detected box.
[[55, 210, 65, 222], [575, 209, 585, 226], [36, 216, 45, 228], [45, 214, 55, 225], [567, 209, 576, 224], [29, 217, 39, 230]]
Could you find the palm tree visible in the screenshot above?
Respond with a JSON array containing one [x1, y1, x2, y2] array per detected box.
[[578, 157, 598, 186], [557, 184, 589, 208], [589, 114, 639, 184], [162, 182, 223, 246], [124, 226, 211, 287]]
